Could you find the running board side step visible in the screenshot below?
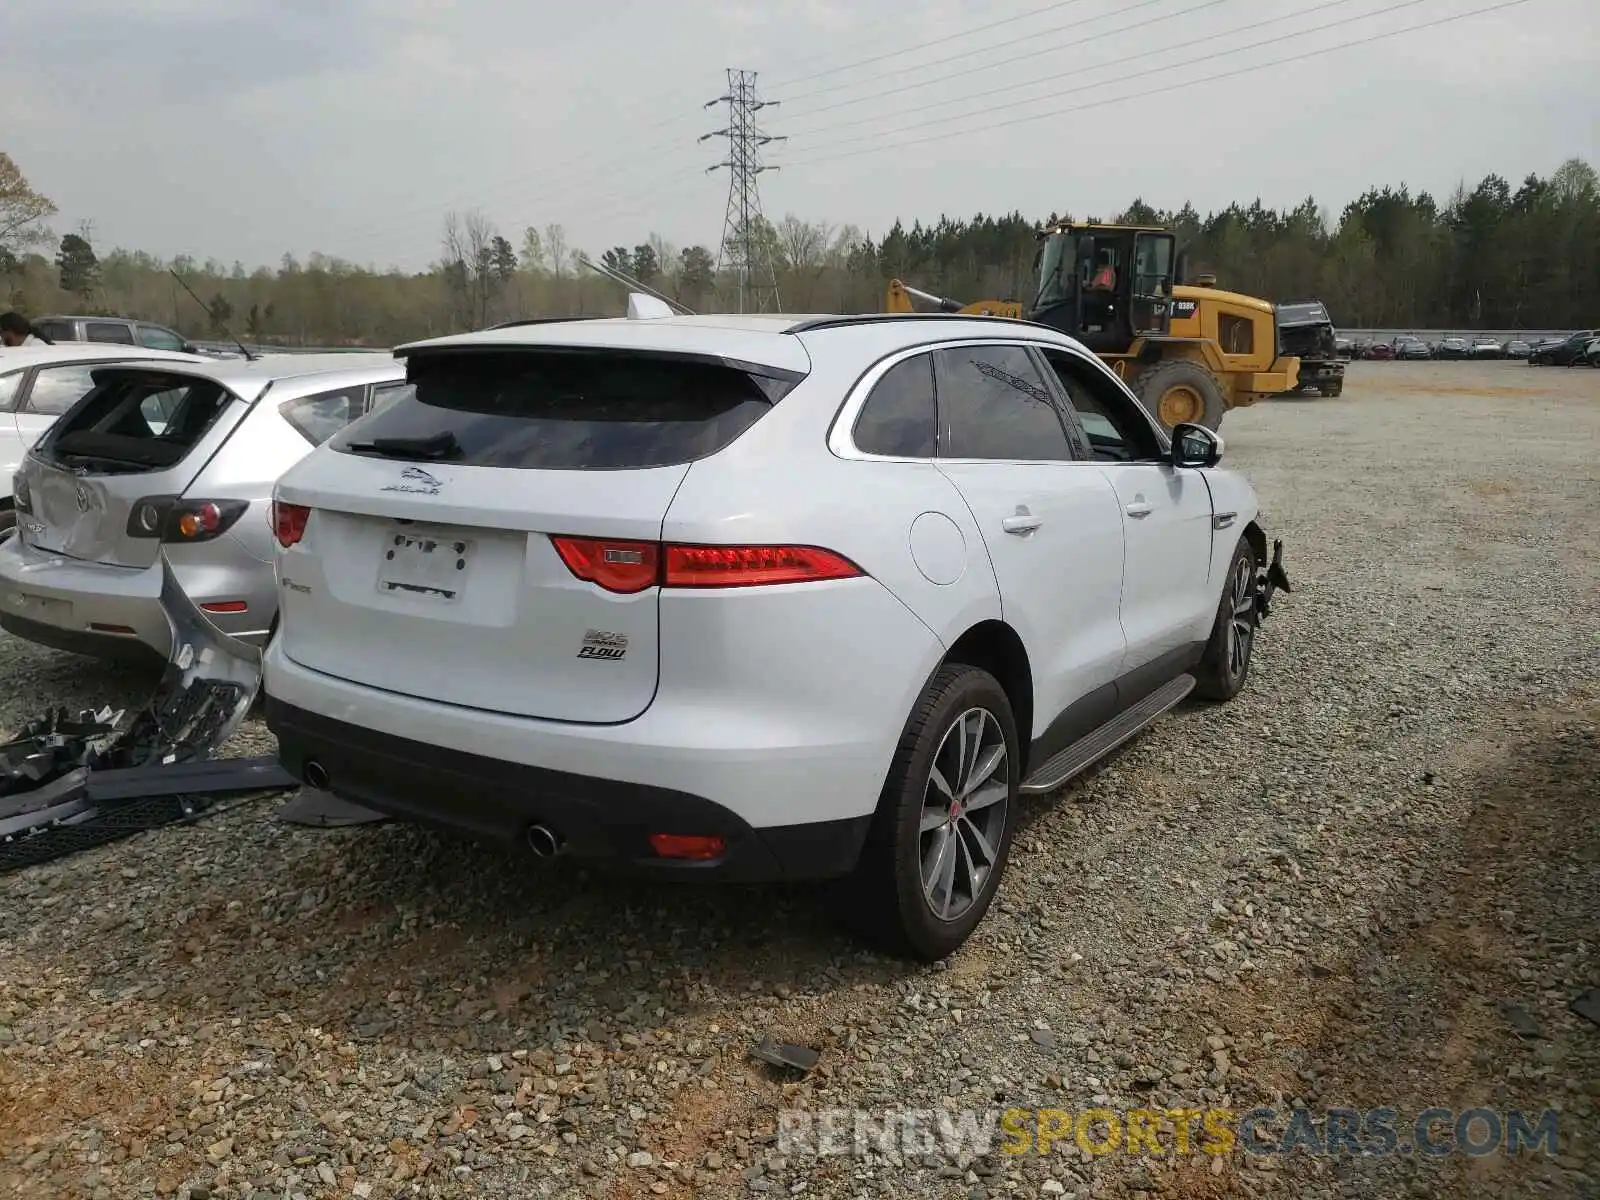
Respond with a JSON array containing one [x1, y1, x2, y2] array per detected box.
[[1019, 674, 1195, 795]]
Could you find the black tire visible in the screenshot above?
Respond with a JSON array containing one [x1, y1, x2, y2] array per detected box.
[[0, 504, 14, 541], [1131, 358, 1226, 433], [846, 663, 1020, 962], [1326, 380, 1343, 398], [1193, 537, 1258, 703]]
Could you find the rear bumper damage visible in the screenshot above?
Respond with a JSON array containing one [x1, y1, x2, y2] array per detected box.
[[0, 554, 292, 872], [1256, 538, 1291, 622], [265, 697, 873, 883]]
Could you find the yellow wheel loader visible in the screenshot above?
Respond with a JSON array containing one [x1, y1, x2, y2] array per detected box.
[[885, 222, 1301, 433]]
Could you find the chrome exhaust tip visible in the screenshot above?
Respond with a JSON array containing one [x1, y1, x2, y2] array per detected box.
[[526, 823, 564, 858], [303, 760, 331, 790]]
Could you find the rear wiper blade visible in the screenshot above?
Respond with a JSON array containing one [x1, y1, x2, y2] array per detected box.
[[345, 432, 461, 460]]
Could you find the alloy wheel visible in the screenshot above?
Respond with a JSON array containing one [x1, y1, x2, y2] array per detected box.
[[919, 707, 1009, 923], [1224, 554, 1256, 678]]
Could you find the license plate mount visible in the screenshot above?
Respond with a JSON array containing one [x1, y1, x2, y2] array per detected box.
[[377, 529, 472, 602]]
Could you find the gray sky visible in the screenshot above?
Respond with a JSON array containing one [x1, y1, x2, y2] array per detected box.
[[7, 0, 1596, 273]]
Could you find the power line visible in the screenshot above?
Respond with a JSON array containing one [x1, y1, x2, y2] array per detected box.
[[780, 0, 1372, 138], [338, 0, 1229, 254], [704, 70, 786, 312], [772, 0, 1099, 93], [777, 0, 1535, 172], [783, 0, 1177, 107], [779, 0, 1450, 155]]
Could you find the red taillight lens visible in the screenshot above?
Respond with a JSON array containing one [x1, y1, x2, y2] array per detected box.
[[271, 501, 311, 548], [664, 544, 862, 588], [648, 833, 727, 861], [550, 536, 661, 594], [551, 537, 864, 592]]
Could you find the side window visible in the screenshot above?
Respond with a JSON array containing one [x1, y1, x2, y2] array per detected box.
[[33, 320, 74, 343], [1040, 350, 1164, 464], [934, 344, 1073, 462], [0, 371, 21, 412], [24, 364, 101, 416], [279, 387, 365, 445], [1218, 313, 1254, 355], [137, 324, 188, 352], [367, 381, 415, 416], [852, 354, 936, 458], [84, 321, 136, 345]]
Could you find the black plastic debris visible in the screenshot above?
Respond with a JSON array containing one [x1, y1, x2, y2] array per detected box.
[[0, 553, 291, 873], [1570, 988, 1600, 1030], [275, 788, 389, 828], [751, 1036, 821, 1074]]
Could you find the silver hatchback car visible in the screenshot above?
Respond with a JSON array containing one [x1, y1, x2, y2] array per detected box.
[[0, 353, 408, 661]]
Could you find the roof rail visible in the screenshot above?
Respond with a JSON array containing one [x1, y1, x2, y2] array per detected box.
[[784, 312, 1049, 335]]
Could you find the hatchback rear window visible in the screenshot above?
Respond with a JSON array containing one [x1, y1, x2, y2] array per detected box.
[[42, 371, 232, 472], [328, 349, 798, 470]]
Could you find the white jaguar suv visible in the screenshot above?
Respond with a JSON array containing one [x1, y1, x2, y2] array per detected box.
[[261, 301, 1288, 960]]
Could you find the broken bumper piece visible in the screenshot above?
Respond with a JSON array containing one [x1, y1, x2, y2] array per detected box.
[[1255, 538, 1291, 622], [0, 553, 293, 872]]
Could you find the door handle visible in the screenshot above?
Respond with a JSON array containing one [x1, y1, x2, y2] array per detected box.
[[1001, 513, 1043, 535], [1125, 501, 1153, 519]]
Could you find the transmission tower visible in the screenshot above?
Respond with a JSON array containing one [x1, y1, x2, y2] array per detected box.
[[700, 69, 786, 313]]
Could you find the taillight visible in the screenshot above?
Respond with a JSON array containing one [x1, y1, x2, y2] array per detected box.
[[127, 497, 248, 543], [550, 536, 863, 593], [12, 474, 30, 515], [271, 500, 311, 548], [550, 536, 660, 594], [664, 544, 861, 588]]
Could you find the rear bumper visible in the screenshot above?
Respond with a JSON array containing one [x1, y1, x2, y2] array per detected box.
[[0, 532, 272, 660], [265, 696, 874, 882]]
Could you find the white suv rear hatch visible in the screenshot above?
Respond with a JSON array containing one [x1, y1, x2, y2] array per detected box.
[[273, 341, 808, 723]]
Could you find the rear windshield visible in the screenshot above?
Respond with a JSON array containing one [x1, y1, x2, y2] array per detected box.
[[41, 371, 233, 473], [328, 349, 797, 470]]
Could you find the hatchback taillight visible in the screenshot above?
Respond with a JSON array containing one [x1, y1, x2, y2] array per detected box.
[[550, 536, 862, 594], [271, 500, 311, 548]]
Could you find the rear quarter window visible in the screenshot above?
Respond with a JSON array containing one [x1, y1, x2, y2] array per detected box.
[[330, 349, 797, 470]]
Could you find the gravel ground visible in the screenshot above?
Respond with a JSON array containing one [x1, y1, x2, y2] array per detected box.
[[2, 360, 1597, 1200]]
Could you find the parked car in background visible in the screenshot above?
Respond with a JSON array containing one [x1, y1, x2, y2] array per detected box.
[[31, 314, 206, 355], [1435, 337, 1469, 360], [1468, 337, 1505, 360], [1528, 330, 1598, 366], [2, 343, 208, 539], [1334, 335, 1354, 359], [1503, 339, 1533, 360], [1584, 337, 1600, 367], [0, 353, 406, 661], [1365, 341, 1395, 361], [1394, 337, 1432, 360]]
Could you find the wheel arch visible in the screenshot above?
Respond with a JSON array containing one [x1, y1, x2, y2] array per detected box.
[[941, 619, 1034, 776], [1242, 519, 1268, 569]]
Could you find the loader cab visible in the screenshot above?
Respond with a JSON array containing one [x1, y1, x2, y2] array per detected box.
[[1029, 223, 1177, 353]]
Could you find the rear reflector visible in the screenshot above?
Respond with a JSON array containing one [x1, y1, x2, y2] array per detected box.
[[200, 600, 249, 614], [551, 537, 862, 594], [271, 501, 311, 548], [647, 833, 727, 861], [550, 536, 659, 594]]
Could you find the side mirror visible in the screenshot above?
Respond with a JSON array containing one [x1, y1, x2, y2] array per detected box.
[[1171, 422, 1222, 468]]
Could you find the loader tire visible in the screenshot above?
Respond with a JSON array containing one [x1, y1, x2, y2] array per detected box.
[[1133, 359, 1226, 433]]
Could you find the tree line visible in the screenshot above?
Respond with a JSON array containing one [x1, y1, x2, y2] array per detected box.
[[2, 150, 1595, 347]]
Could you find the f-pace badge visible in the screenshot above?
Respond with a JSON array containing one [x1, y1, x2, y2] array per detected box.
[[577, 630, 628, 661]]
